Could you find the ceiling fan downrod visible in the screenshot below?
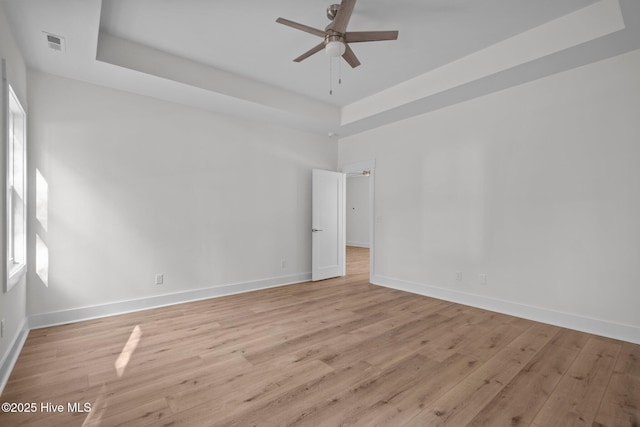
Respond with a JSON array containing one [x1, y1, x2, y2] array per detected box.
[[326, 4, 340, 21]]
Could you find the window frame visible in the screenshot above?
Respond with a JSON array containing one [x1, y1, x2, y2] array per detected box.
[[3, 59, 27, 292]]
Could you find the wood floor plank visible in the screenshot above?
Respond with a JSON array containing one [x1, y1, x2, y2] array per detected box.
[[404, 322, 559, 427], [530, 336, 620, 427], [64, 397, 171, 427], [98, 354, 252, 417], [615, 342, 640, 378], [466, 328, 590, 427], [167, 359, 335, 426], [592, 342, 640, 427], [219, 361, 377, 427], [456, 320, 530, 362], [592, 372, 640, 427], [319, 312, 449, 370], [284, 352, 445, 427], [1, 246, 638, 427], [350, 351, 481, 427]]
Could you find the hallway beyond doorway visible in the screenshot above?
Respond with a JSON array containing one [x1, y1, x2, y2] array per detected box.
[[346, 246, 369, 278]]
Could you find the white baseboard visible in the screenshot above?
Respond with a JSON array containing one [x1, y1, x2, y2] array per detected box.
[[0, 318, 29, 395], [346, 242, 369, 248], [29, 273, 311, 329], [371, 274, 640, 345]]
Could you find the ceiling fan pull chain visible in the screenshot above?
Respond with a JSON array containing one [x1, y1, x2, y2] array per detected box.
[[329, 57, 333, 95], [339, 57, 342, 85]]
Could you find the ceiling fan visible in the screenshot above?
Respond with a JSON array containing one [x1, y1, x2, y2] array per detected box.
[[276, 0, 399, 68]]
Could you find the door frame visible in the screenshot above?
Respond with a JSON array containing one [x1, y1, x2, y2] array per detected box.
[[342, 159, 375, 279]]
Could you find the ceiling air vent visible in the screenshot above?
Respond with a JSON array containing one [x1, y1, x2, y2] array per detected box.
[[44, 32, 65, 52]]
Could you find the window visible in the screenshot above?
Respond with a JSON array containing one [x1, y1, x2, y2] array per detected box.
[[4, 72, 27, 291]]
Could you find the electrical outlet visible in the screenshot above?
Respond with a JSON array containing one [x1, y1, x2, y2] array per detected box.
[[1, 319, 4, 338], [456, 272, 463, 281], [281, 259, 286, 269], [479, 274, 487, 285], [155, 274, 164, 285]]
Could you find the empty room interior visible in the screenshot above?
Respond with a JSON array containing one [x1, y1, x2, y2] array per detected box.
[[1, 0, 639, 425]]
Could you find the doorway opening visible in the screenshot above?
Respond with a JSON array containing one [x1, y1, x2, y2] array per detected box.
[[343, 160, 375, 281]]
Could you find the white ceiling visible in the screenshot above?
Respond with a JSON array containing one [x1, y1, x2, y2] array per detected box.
[[98, 0, 596, 106], [2, 0, 639, 136]]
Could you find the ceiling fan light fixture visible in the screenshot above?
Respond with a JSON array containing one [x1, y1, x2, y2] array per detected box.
[[325, 40, 346, 57]]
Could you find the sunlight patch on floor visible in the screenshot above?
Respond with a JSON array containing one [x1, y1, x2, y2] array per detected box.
[[114, 325, 142, 378]]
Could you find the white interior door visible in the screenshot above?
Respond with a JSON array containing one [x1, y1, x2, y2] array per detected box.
[[312, 169, 346, 281]]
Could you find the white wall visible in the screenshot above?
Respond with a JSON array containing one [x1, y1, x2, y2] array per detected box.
[[27, 71, 336, 319], [346, 176, 369, 247], [339, 49, 640, 342], [0, 1, 28, 387]]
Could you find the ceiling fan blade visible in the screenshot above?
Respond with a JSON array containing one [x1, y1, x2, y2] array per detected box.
[[294, 42, 326, 62], [342, 44, 361, 68], [346, 30, 399, 43], [276, 18, 326, 38], [328, 0, 357, 34]]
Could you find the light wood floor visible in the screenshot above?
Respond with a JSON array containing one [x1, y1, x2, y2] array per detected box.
[[1, 246, 638, 426]]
